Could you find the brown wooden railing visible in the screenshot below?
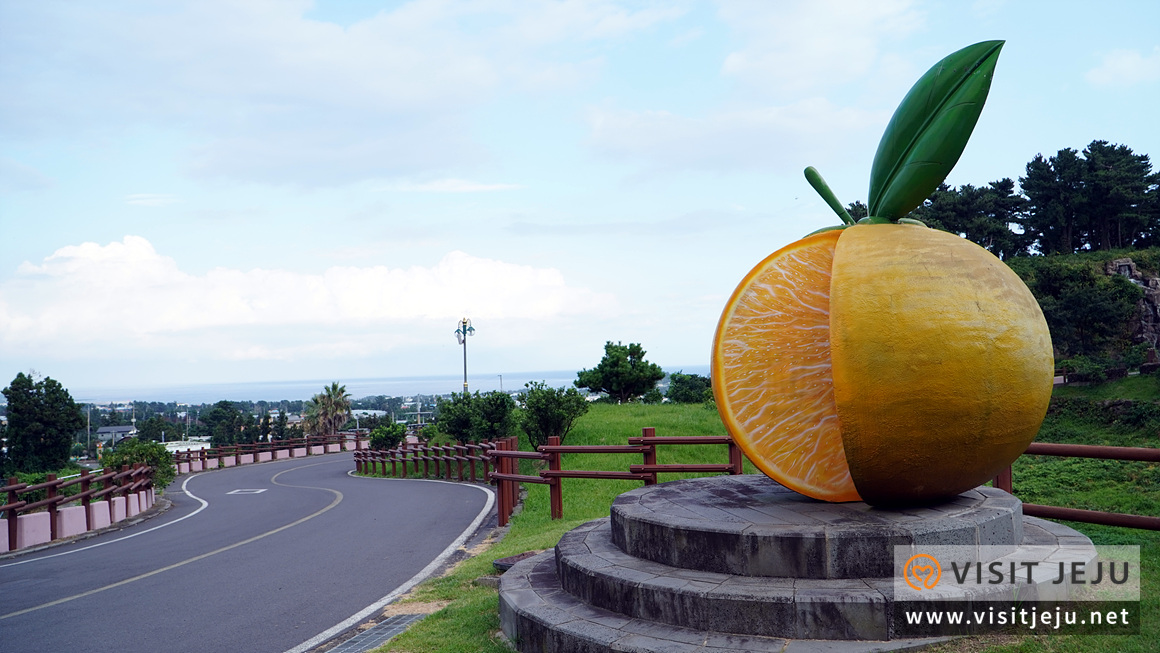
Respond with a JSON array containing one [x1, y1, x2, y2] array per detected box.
[[2, 464, 153, 551], [172, 433, 367, 472], [992, 442, 1160, 530], [490, 427, 744, 526], [351, 428, 743, 527], [354, 440, 496, 482]]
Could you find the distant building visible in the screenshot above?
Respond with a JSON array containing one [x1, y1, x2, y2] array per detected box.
[[95, 425, 136, 443]]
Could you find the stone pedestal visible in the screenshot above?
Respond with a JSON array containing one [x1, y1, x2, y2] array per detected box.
[[499, 475, 1094, 652]]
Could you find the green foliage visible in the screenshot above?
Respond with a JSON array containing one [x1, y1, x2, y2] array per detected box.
[[2, 373, 85, 474], [1022, 141, 1160, 253], [1057, 355, 1109, 383], [102, 438, 175, 489], [1007, 254, 1144, 358], [1053, 374, 1160, 401], [201, 400, 242, 447], [520, 381, 590, 448], [574, 341, 665, 403], [476, 391, 518, 442], [273, 410, 288, 440], [135, 415, 183, 442], [11, 464, 85, 505], [304, 382, 352, 436], [434, 391, 518, 444], [369, 422, 406, 450], [641, 388, 663, 404], [665, 372, 713, 403]]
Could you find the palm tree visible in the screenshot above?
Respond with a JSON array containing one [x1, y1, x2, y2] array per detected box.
[[319, 381, 352, 436]]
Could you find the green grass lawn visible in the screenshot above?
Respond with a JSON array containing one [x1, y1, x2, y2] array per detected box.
[[374, 396, 1158, 653]]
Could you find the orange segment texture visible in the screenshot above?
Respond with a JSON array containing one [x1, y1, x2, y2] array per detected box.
[[712, 230, 861, 502]]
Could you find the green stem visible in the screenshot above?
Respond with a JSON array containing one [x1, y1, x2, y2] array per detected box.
[[804, 167, 855, 225]]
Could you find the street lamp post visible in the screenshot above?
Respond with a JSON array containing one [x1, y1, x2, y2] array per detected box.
[[455, 317, 475, 394]]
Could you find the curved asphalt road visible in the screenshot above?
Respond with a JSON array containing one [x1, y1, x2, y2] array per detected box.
[[0, 452, 493, 653]]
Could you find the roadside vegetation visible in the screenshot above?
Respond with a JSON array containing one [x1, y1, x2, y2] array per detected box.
[[372, 387, 1157, 653]]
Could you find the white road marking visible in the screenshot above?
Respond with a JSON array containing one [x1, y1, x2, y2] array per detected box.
[[0, 473, 210, 569], [283, 476, 496, 653], [0, 461, 344, 620]]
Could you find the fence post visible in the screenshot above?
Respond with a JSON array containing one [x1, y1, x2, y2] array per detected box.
[[507, 436, 519, 519], [992, 466, 1014, 494], [46, 473, 59, 541], [80, 469, 93, 531], [494, 439, 509, 527], [6, 477, 19, 552], [547, 436, 563, 520], [728, 440, 743, 474], [641, 427, 658, 485]]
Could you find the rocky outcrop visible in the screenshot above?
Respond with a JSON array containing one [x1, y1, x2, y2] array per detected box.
[[1105, 257, 1160, 350]]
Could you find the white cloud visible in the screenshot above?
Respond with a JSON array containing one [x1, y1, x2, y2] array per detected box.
[[1086, 47, 1160, 87], [716, 0, 924, 93], [0, 236, 615, 360], [0, 0, 685, 187], [587, 99, 882, 172], [376, 178, 524, 193]]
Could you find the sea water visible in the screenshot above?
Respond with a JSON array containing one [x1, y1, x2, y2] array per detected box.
[[71, 365, 711, 404]]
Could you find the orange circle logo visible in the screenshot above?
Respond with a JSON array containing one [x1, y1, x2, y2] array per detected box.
[[904, 553, 942, 590]]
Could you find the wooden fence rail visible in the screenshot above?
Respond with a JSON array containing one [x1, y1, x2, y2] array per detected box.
[[2, 464, 154, 552], [491, 427, 745, 526], [354, 441, 496, 483], [351, 427, 743, 527], [993, 441, 1160, 530], [172, 433, 367, 471]]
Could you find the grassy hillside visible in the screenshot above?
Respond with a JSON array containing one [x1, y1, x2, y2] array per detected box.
[[375, 398, 1157, 653]]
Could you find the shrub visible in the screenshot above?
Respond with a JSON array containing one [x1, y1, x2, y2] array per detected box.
[[369, 422, 406, 450], [520, 382, 590, 448], [102, 438, 175, 489]]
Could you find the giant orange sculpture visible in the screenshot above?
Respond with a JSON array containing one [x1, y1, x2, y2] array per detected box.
[[712, 41, 1054, 506]]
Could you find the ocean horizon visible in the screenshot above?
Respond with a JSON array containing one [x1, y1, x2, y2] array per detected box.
[[69, 365, 712, 405]]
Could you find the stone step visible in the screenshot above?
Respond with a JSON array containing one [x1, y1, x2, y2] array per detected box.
[[500, 551, 951, 652], [610, 476, 1024, 579], [555, 517, 1080, 641]]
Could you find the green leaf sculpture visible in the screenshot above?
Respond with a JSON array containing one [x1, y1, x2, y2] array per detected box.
[[867, 40, 1005, 220], [803, 40, 1004, 232]]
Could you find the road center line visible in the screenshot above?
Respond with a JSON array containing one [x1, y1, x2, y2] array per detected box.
[[1, 461, 343, 620]]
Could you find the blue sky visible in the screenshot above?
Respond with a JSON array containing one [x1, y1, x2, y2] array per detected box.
[[2, 0, 1158, 392]]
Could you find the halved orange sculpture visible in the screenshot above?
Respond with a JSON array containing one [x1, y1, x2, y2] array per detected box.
[[712, 41, 1055, 506]]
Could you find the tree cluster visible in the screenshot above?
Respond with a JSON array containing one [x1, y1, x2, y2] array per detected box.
[[433, 391, 520, 444], [2, 373, 84, 474], [575, 341, 665, 403], [856, 141, 1158, 260], [430, 383, 590, 449], [665, 372, 713, 404]]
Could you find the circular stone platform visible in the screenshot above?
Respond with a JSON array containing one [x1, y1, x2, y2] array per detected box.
[[500, 475, 1097, 651], [611, 475, 1023, 579]]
